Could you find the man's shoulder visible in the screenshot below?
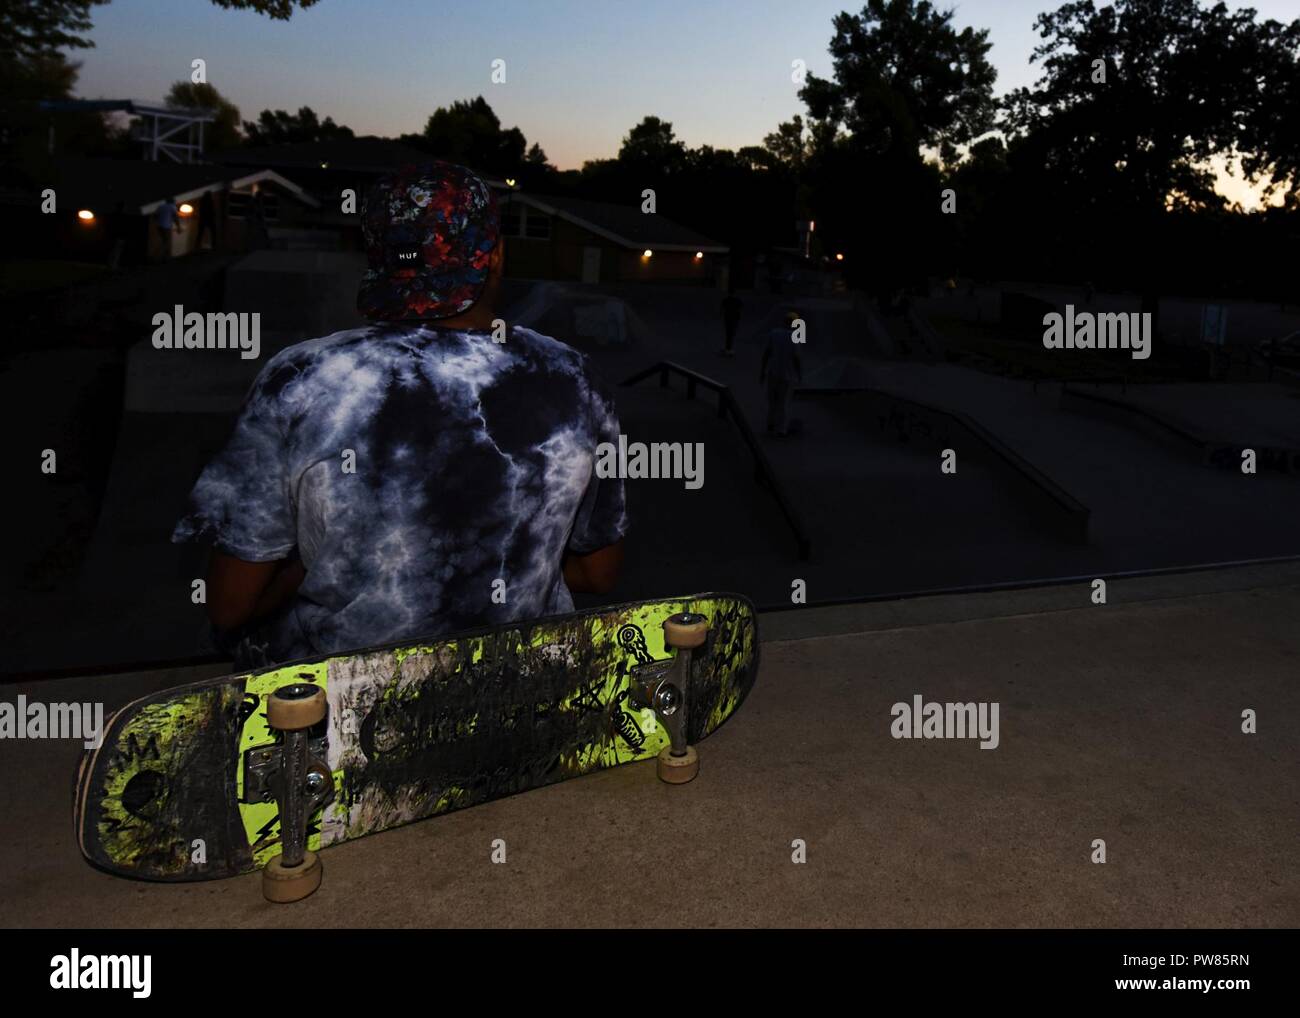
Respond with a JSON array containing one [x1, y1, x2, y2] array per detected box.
[[251, 325, 378, 397], [508, 326, 589, 374], [266, 325, 373, 365], [509, 325, 581, 358]]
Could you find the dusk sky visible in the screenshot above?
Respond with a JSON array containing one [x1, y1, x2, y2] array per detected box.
[[75, 0, 1294, 204]]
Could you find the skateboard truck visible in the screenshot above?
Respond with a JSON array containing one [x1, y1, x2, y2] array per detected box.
[[627, 611, 709, 784], [255, 683, 333, 903]]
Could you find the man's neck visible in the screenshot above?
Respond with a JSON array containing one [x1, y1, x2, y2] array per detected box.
[[431, 302, 498, 331]]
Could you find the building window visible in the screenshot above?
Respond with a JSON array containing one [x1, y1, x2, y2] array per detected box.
[[501, 205, 549, 239], [524, 212, 550, 239]]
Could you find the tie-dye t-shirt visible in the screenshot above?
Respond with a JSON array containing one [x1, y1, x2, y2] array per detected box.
[[172, 323, 628, 665]]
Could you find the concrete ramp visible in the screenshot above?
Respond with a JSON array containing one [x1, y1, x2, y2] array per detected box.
[[223, 251, 366, 336], [797, 386, 1091, 544], [741, 294, 896, 360], [803, 356, 876, 388], [1062, 383, 1300, 474], [123, 330, 308, 413], [507, 281, 657, 348]]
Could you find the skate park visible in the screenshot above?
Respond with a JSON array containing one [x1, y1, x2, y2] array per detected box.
[[3, 247, 1298, 928], [8, 248, 1300, 673]]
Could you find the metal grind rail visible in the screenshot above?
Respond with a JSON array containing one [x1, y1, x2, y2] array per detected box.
[[622, 361, 812, 560]]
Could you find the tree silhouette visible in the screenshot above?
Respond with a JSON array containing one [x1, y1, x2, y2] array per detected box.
[[166, 81, 241, 152], [799, 0, 997, 161], [617, 116, 687, 173], [410, 96, 531, 178], [208, 0, 319, 18], [244, 106, 354, 146], [1003, 0, 1299, 216], [0, 0, 108, 58]]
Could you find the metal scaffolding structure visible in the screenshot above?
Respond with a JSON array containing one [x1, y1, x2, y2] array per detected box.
[[37, 99, 217, 163]]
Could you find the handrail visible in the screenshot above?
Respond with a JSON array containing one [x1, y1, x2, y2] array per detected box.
[[622, 361, 812, 559]]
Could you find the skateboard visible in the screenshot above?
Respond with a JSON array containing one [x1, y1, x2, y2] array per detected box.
[[76, 594, 759, 901]]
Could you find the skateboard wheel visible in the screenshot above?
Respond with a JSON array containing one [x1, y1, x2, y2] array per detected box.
[[262, 850, 322, 903], [267, 684, 326, 730], [656, 745, 699, 784], [663, 613, 707, 649]]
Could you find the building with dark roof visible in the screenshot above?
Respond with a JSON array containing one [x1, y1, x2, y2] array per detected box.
[[216, 139, 731, 285], [497, 190, 729, 287], [6, 157, 322, 264], [9, 128, 731, 283]]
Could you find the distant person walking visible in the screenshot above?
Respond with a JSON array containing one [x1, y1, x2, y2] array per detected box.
[[247, 187, 271, 250], [721, 290, 742, 356], [197, 190, 218, 251], [760, 309, 803, 437], [154, 197, 179, 260]]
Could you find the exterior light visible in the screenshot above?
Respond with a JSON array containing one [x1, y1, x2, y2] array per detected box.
[[320, 161, 330, 169], [505, 178, 517, 188], [694, 251, 703, 260], [835, 252, 844, 261], [77, 209, 95, 222], [642, 249, 653, 259], [178, 203, 194, 216]]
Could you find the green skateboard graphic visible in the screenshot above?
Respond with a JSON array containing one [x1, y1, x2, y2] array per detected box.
[[76, 594, 759, 899]]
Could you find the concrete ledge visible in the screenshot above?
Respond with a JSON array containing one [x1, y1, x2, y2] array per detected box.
[[798, 387, 1090, 543], [761, 557, 1300, 642]]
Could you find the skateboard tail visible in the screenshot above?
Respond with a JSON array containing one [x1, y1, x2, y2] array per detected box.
[[77, 681, 252, 881]]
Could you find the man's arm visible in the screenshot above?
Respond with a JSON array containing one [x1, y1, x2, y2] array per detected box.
[[207, 550, 305, 631], [562, 539, 624, 595]]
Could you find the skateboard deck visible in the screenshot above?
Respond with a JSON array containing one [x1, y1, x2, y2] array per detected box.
[[76, 594, 759, 888]]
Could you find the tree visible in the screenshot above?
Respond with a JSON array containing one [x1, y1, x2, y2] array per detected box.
[[165, 80, 242, 152], [799, 0, 997, 160], [1004, 0, 1299, 214], [0, 0, 107, 58], [411, 96, 532, 177], [763, 116, 812, 172], [1237, 16, 1300, 209], [617, 116, 687, 172], [1001, 0, 1300, 322], [208, 0, 318, 18], [0, 1, 118, 173], [0, 0, 107, 100], [244, 106, 353, 146]]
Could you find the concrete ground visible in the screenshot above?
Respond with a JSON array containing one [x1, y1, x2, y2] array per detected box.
[[3, 562, 1296, 928]]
